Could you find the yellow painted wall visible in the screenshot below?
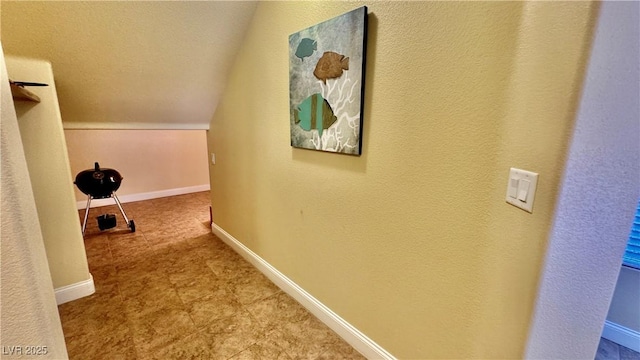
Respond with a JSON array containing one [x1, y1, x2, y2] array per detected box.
[[208, 2, 596, 358], [65, 129, 210, 202], [6, 56, 90, 290], [1, 47, 68, 360]]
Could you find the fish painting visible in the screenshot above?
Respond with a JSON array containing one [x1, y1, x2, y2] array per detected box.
[[294, 93, 338, 136], [288, 6, 367, 155], [295, 38, 317, 61], [313, 51, 349, 84]]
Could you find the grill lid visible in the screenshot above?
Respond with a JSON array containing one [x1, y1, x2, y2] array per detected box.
[[74, 162, 122, 199]]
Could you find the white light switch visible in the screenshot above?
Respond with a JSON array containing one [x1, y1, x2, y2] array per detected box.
[[506, 168, 538, 213], [517, 179, 530, 201], [211, 153, 216, 165], [508, 178, 519, 198]]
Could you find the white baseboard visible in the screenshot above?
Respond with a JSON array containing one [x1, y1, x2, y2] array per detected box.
[[55, 274, 95, 305], [602, 320, 640, 352], [63, 121, 209, 130], [76, 184, 210, 209], [211, 223, 396, 360]]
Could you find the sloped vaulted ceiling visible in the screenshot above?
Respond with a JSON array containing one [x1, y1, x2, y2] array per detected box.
[[1, 1, 257, 129]]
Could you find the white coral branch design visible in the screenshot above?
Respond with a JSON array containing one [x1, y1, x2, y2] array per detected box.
[[308, 71, 360, 153]]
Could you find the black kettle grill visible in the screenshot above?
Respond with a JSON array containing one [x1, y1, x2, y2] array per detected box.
[[75, 162, 135, 235]]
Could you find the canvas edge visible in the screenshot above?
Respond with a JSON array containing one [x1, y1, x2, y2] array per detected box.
[[357, 6, 368, 156]]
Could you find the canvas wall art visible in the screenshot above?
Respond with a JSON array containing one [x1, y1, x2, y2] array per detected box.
[[289, 7, 368, 155]]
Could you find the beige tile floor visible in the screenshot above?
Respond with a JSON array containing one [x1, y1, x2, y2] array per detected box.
[[61, 192, 364, 360]]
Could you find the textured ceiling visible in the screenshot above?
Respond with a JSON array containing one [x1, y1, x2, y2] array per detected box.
[[1, 1, 257, 129]]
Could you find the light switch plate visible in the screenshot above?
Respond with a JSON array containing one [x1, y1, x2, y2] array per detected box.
[[506, 168, 538, 213]]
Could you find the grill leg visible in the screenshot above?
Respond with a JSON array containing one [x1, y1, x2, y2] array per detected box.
[[82, 195, 92, 236], [112, 192, 130, 224]]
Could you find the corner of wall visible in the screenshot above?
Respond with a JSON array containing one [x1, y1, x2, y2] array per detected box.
[[525, 2, 640, 358], [1, 43, 69, 359], [5, 55, 91, 289]]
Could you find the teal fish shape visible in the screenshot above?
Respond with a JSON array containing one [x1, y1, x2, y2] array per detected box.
[[295, 38, 317, 61], [294, 93, 338, 136]]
